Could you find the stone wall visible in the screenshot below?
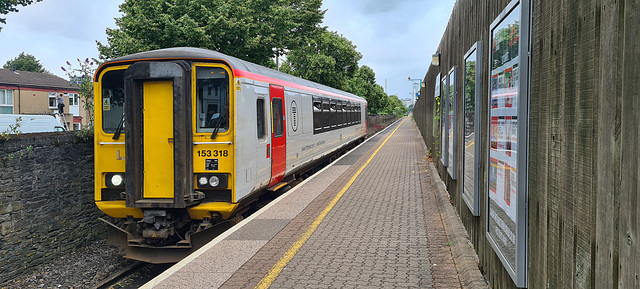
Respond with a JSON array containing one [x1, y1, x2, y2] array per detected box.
[[0, 131, 106, 283]]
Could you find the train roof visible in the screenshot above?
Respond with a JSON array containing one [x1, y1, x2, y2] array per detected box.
[[97, 47, 366, 102]]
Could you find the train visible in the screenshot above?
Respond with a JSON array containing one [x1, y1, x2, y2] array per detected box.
[[93, 47, 367, 263]]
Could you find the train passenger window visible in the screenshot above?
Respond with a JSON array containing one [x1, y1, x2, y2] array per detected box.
[[257, 98, 266, 139], [347, 103, 354, 124], [196, 67, 229, 133], [330, 100, 337, 127], [322, 98, 331, 129], [313, 97, 322, 131], [340, 101, 347, 126], [272, 98, 284, 137], [100, 69, 125, 133]]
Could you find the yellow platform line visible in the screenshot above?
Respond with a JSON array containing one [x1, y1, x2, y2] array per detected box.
[[255, 118, 406, 289]]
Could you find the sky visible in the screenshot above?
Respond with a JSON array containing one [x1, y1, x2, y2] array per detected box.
[[0, 0, 455, 102]]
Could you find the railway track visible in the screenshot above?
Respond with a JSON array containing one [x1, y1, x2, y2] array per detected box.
[[94, 262, 173, 289]]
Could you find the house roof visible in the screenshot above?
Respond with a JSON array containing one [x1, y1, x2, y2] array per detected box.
[[0, 68, 77, 91]]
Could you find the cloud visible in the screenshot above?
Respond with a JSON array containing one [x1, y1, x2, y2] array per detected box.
[[322, 0, 455, 96], [0, 0, 122, 78]]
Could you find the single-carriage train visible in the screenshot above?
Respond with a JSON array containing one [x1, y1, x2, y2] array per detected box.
[[94, 47, 367, 263]]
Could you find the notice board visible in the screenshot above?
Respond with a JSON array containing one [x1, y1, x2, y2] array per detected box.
[[486, 0, 531, 287]]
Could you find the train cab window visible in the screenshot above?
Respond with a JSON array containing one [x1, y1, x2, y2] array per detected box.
[[196, 67, 229, 133], [100, 69, 125, 133], [272, 98, 284, 137], [257, 98, 266, 139]]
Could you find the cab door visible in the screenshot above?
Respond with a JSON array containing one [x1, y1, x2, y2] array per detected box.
[[123, 61, 192, 209], [269, 85, 286, 187]]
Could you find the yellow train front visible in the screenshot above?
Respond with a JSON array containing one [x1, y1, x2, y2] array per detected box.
[[93, 48, 367, 263]]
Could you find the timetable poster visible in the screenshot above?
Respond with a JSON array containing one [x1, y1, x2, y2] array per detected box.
[[488, 3, 521, 269]]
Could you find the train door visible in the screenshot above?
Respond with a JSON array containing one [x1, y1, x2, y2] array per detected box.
[[142, 81, 175, 199], [269, 85, 286, 187], [123, 61, 192, 208]]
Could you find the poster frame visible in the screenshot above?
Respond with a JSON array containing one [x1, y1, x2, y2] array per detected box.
[[446, 66, 458, 179], [433, 73, 441, 138], [441, 74, 448, 167], [462, 42, 483, 217], [485, 0, 530, 287]]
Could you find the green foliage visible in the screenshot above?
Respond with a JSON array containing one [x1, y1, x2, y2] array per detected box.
[[1, 116, 22, 141], [0, 0, 42, 31], [3, 52, 48, 73], [97, 0, 324, 67], [282, 30, 361, 89], [343, 65, 388, 114], [73, 127, 94, 143], [386, 94, 408, 117], [61, 58, 98, 128]]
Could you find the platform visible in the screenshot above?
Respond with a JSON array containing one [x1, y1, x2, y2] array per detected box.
[[142, 118, 488, 288]]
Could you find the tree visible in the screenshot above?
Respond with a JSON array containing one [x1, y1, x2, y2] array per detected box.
[[386, 94, 408, 117], [282, 30, 361, 89], [97, 0, 324, 67], [3, 52, 48, 73], [61, 58, 98, 128], [344, 65, 388, 114], [0, 0, 42, 32]]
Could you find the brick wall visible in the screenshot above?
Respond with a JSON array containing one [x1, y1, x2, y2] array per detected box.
[[0, 132, 107, 283]]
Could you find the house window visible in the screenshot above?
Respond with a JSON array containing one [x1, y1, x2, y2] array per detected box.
[[0, 89, 14, 114], [48, 92, 58, 108], [69, 93, 79, 106], [73, 123, 82, 130]]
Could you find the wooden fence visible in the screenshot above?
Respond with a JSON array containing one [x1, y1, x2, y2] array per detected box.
[[413, 0, 639, 288]]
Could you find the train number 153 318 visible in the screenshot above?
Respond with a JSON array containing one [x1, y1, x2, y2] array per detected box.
[[197, 149, 229, 157]]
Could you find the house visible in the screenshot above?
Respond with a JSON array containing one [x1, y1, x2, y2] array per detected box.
[[0, 68, 87, 130]]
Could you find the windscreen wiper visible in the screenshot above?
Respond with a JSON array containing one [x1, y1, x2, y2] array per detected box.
[[112, 112, 125, 140], [210, 108, 228, 140]]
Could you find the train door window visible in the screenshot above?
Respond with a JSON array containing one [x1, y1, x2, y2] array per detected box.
[[100, 69, 126, 133], [257, 98, 266, 139], [196, 66, 229, 133], [272, 98, 284, 137], [313, 97, 322, 132]]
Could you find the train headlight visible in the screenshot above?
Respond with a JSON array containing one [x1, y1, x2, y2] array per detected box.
[[111, 174, 124, 187], [105, 173, 125, 188], [196, 173, 228, 189], [198, 176, 209, 186], [209, 176, 220, 187]]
